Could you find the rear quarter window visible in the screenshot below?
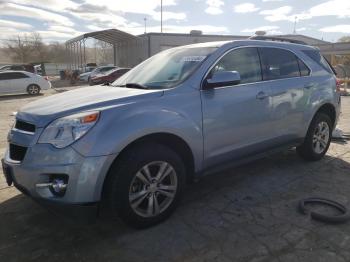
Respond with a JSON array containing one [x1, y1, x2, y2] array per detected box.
[[302, 50, 333, 74], [297, 59, 310, 76]]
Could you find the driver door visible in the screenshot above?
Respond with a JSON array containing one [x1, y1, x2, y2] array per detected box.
[[201, 47, 274, 167]]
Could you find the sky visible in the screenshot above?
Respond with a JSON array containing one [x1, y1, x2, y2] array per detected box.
[[0, 0, 350, 43]]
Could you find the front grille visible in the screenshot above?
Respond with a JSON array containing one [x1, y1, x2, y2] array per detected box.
[[15, 120, 36, 133], [9, 144, 27, 162]]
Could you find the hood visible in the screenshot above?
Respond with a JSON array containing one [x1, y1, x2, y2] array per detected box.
[[17, 86, 163, 127], [92, 73, 106, 79], [79, 72, 91, 77]]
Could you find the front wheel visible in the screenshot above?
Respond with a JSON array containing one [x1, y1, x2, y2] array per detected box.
[[105, 143, 186, 228], [297, 113, 332, 161], [27, 84, 40, 95]]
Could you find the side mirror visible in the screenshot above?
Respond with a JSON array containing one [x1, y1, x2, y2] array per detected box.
[[204, 71, 241, 89]]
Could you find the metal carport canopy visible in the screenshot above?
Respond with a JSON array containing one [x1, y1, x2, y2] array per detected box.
[[65, 29, 139, 69], [66, 28, 138, 45]]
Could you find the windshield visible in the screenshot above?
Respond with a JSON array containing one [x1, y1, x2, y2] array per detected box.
[[112, 47, 217, 89]]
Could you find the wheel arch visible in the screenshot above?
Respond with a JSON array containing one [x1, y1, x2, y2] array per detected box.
[[101, 132, 196, 200], [314, 103, 336, 127]]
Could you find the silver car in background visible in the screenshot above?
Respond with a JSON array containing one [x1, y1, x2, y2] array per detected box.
[[2, 39, 341, 228]]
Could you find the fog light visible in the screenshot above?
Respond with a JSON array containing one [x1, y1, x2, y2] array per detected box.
[[50, 178, 67, 196], [49, 174, 68, 197]]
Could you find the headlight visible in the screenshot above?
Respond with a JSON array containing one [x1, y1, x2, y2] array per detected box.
[[38, 111, 99, 148]]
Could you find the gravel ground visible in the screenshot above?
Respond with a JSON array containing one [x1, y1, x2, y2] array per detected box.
[[0, 89, 350, 262]]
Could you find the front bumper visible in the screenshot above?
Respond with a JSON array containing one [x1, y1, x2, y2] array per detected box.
[[2, 143, 116, 221]]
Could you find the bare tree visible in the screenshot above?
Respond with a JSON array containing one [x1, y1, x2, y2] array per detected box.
[[48, 42, 68, 63], [6, 34, 33, 63], [95, 40, 113, 65], [5, 32, 49, 63], [30, 32, 48, 62], [337, 36, 350, 65]]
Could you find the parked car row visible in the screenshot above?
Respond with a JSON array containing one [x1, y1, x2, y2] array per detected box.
[[89, 68, 130, 85], [79, 65, 117, 83]]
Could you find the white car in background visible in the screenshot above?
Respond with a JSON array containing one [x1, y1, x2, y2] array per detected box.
[[79, 66, 117, 83], [0, 71, 51, 96]]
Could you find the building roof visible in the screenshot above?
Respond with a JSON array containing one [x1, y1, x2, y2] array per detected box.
[[66, 29, 138, 45]]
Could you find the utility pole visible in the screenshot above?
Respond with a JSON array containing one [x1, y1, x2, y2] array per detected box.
[[144, 17, 147, 34], [161, 0, 163, 33], [293, 16, 297, 34]]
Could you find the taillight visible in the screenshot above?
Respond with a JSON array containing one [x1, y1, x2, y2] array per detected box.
[[336, 79, 341, 93]]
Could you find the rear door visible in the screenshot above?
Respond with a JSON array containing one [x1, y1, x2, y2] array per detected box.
[[258, 47, 311, 142], [7, 72, 31, 93], [0, 73, 12, 94]]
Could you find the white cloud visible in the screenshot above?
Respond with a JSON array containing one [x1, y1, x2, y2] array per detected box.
[[84, 0, 176, 15], [37, 30, 83, 39], [259, 6, 293, 22], [262, 0, 285, 2], [0, 19, 33, 30], [47, 25, 80, 33], [152, 11, 187, 21], [0, 2, 74, 26], [205, 0, 224, 15], [260, 0, 350, 22], [296, 27, 307, 32], [9, 0, 78, 12], [241, 25, 281, 34], [319, 24, 350, 33], [308, 0, 350, 18], [119, 24, 229, 35], [234, 3, 259, 13]]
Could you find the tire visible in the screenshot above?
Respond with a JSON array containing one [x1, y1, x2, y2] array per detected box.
[[297, 113, 333, 161], [27, 84, 40, 95], [105, 143, 186, 228]]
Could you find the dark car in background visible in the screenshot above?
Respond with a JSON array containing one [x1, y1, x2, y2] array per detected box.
[[90, 68, 130, 85], [0, 64, 35, 73]]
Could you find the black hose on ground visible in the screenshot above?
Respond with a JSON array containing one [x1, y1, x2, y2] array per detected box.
[[299, 197, 350, 224]]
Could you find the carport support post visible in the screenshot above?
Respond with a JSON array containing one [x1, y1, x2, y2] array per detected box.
[[113, 44, 117, 66]]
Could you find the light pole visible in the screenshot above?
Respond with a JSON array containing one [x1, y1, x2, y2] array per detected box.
[[161, 0, 163, 33], [293, 16, 297, 34], [144, 17, 147, 34]]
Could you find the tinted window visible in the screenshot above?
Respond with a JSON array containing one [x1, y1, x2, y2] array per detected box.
[[210, 47, 262, 84], [302, 50, 333, 74], [0, 72, 29, 80], [0, 73, 11, 80], [297, 59, 310, 76], [259, 48, 300, 80], [11, 65, 25, 70], [101, 67, 115, 72]]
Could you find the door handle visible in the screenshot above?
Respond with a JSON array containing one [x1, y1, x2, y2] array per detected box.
[[304, 83, 314, 89], [256, 91, 268, 100]]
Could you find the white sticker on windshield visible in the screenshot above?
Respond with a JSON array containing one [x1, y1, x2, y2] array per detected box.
[[181, 56, 206, 62]]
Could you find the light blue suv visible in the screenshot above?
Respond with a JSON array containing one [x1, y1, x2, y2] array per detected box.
[[2, 39, 341, 228]]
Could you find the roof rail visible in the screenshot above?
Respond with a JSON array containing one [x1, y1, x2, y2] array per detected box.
[[249, 36, 308, 45]]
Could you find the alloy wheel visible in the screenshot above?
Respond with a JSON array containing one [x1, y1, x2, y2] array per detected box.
[[129, 161, 178, 218], [312, 121, 330, 154]]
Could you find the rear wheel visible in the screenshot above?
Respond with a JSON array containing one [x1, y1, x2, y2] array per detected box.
[[297, 113, 332, 161], [105, 143, 186, 228], [27, 84, 40, 95]]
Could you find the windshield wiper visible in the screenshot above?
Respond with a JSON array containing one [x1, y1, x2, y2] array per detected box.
[[114, 83, 149, 89]]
